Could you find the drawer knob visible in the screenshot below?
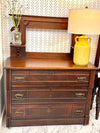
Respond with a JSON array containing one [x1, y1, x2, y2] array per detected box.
[[75, 93, 85, 97], [75, 110, 83, 113], [14, 77, 24, 80], [15, 93, 24, 98], [15, 111, 24, 114], [77, 77, 86, 81]]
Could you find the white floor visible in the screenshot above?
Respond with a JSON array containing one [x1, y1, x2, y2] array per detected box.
[[0, 101, 100, 133]]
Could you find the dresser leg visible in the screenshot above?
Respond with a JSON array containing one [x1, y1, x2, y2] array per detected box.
[[6, 117, 11, 128], [83, 116, 89, 125]]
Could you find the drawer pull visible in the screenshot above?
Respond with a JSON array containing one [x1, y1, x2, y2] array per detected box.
[[15, 111, 24, 114], [77, 77, 86, 81], [15, 93, 24, 98], [14, 77, 24, 80], [75, 93, 85, 97], [75, 110, 83, 113]]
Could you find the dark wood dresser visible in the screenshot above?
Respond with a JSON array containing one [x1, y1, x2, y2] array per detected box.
[[4, 15, 98, 127], [4, 56, 97, 127]]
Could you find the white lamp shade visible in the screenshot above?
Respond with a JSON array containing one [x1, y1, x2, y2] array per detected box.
[[68, 9, 100, 35]]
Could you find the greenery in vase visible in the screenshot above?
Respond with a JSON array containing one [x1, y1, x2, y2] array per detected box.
[[5, 0, 23, 32]]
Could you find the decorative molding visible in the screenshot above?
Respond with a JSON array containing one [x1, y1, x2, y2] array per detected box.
[[24, 20, 30, 26]]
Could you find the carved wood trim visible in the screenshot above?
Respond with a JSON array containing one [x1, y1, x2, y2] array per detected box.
[[19, 15, 68, 45], [10, 15, 73, 58]]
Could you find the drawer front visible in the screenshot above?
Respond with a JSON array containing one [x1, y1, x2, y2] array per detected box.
[[28, 90, 87, 99], [12, 70, 89, 75], [11, 88, 88, 104], [12, 103, 85, 120], [11, 70, 90, 87]]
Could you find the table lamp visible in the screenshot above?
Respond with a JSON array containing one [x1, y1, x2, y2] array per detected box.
[[68, 9, 100, 65]]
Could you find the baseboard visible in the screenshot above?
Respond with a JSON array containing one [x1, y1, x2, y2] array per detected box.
[[0, 105, 5, 128]]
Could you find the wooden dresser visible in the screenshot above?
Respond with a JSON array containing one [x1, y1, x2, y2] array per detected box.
[[4, 56, 97, 127], [4, 15, 98, 127]]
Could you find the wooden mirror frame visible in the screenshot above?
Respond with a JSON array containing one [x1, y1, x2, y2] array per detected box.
[[10, 15, 77, 58]]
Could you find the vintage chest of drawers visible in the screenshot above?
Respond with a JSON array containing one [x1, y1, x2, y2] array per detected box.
[[4, 57, 97, 127]]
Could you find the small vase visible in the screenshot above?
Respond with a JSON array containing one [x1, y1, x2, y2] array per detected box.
[[12, 30, 22, 45]]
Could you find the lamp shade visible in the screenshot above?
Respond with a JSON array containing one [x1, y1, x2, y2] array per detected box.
[[68, 9, 100, 34]]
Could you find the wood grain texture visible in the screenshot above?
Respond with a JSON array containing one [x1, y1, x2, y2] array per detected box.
[[11, 103, 85, 120], [4, 57, 97, 70], [6, 70, 11, 127], [19, 15, 68, 45], [11, 118, 84, 126], [5, 65, 97, 127], [10, 45, 25, 57]]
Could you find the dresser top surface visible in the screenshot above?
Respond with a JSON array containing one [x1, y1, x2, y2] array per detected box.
[[4, 57, 97, 70]]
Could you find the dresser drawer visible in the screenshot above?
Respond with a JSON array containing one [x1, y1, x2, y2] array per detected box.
[[28, 90, 87, 99], [11, 88, 88, 104], [12, 103, 85, 120], [11, 70, 90, 87]]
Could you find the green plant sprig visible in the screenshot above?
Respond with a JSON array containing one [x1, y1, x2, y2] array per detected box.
[[5, 0, 23, 32]]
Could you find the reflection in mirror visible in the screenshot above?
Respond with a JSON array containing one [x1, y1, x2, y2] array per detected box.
[[26, 28, 71, 53]]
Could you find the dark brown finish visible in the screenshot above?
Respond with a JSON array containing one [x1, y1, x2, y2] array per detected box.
[[11, 103, 85, 120], [4, 57, 97, 70], [5, 57, 97, 127], [6, 70, 11, 127], [19, 15, 68, 45], [11, 118, 84, 127], [26, 52, 72, 60], [10, 44, 25, 57], [5, 15, 97, 127]]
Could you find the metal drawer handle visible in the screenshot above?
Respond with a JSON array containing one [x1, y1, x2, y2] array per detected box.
[[15, 111, 24, 114], [15, 93, 24, 98], [75, 93, 85, 97], [75, 110, 83, 113], [14, 77, 24, 80], [77, 77, 86, 81]]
